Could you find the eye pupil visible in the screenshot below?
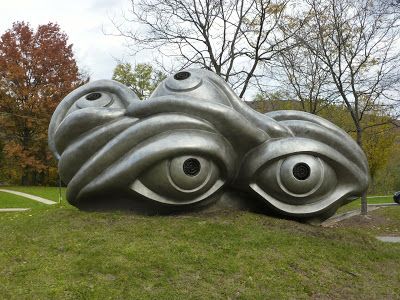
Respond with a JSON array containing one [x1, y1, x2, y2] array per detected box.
[[174, 71, 191, 80], [85, 92, 102, 101], [183, 158, 201, 176], [293, 163, 311, 180]]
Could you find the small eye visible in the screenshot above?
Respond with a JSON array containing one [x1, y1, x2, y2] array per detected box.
[[75, 92, 114, 109], [164, 71, 202, 92], [131, 155, 224, 205], [174, 71, 191, 80], [85, 92, 102, 101]]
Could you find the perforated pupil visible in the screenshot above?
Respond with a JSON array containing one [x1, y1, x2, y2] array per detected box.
[[85, 92, 102, 101], [174, 71, 191, 80], [183, 158, 201, 176], [293, 163, 311, 180]]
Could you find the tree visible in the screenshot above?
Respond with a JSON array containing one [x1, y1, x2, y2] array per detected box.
[[112, 62, 166, 99], [251, 90, 304, 111], [372, 137, 400, 194], [110, 0, 302, 98], [362, 121, 397, 183], [319, 105, 399, 192], [0, 22, 87, 185], [278, 0, 400, 214], [271, 42, 337, 114]]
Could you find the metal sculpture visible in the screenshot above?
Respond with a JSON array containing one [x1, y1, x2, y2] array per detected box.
[[48, 69, 369, 220]]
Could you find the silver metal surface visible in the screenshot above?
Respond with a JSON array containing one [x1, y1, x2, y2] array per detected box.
[[48, 69, 370, 220]]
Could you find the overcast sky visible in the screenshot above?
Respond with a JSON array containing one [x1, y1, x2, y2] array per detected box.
[[0, 0, 148, 81]]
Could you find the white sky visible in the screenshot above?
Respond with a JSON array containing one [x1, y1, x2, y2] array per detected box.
[[0, 0, 148, 81]]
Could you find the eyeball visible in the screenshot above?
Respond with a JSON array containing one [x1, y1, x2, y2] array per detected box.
[[131, 155, 224, 205], [277, 155, 325, 196], [168, 156, 215, 191], [255, 154, 336, 205]]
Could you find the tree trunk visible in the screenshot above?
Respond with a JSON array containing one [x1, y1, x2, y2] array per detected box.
[[356, 126, 368, 215], [32, 170, 37, 186], [21, 168, 29, 186], [361, 192, 368, 215]]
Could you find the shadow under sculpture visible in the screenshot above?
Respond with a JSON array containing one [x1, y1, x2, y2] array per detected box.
[[48, 69, 369, 221]]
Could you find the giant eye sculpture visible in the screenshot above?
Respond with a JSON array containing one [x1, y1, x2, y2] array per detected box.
[[48, 69, 369, 221]]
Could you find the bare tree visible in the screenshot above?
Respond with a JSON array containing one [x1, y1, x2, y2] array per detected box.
[[110, 0, 302, 98], [272, 45, 338, 114], [286, 0, 400, 214]]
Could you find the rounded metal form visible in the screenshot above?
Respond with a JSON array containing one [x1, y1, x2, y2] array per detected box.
[[48, 68, 370, 220]]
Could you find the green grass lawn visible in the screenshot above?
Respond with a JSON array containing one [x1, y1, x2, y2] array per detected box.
[[1, 186, 66, 202], [0, 186, 66, 209], [0, 193, 44, 209], [0, 187, 399, 299]]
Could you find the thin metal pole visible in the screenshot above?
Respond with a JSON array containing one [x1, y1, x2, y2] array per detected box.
[[360, 191, 368, 215]]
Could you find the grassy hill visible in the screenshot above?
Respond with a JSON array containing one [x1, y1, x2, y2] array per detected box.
[[0, 187, 399, 299]]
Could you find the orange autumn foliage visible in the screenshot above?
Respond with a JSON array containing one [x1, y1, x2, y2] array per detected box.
[[0, 21, 87, 185]]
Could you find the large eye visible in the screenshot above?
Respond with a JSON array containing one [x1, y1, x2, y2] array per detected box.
[[255, 154, 336, 205], [131, 155, 224, 205], [239, 136, 369, 218], [238, 110, 370, 219]]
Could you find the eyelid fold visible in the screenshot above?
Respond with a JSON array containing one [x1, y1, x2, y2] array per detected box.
[[265, 110, 368, 173], [127, 95, 269, 154]]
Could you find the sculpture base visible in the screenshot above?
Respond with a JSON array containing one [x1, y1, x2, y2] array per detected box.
[[70, 189, 339, 223]]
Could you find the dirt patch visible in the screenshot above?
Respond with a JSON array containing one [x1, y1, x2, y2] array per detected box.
[[328, 207, 400, 236], [333, 214, 387, 228]]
